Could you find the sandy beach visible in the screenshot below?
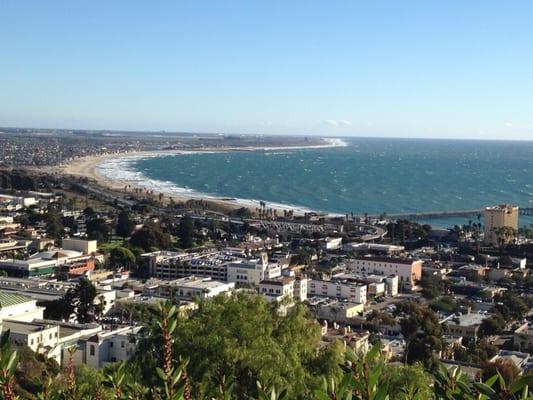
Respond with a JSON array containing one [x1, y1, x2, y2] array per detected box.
[[60, 138, 347, 214]]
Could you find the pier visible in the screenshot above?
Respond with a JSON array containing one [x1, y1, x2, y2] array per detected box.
[[378, 207, 533, 221]]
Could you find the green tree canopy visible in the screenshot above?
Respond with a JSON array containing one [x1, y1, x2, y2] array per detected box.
[[109, 246, 135, 270], [177, 215, 194, 248], [131, 294, 337, 399], [129, 224, 172, 251], [115, 210, 135, 238]]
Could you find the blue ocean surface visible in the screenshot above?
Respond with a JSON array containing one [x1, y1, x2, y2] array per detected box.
[[130, 138, 533, 227]]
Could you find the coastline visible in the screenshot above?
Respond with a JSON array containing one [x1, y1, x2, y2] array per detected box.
[[60, 138, 348, 215]]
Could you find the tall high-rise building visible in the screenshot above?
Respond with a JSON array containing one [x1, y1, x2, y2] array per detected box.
[[484, 204, 519, 246]]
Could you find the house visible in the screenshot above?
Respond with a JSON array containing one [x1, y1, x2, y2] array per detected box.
[[514, 322, 533, 353], [442, 312, 487, 340], [83, 326, 142, 369], [321, 321, 370, 353]]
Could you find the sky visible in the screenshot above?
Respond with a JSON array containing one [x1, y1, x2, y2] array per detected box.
[[1, 1, 533, 140]]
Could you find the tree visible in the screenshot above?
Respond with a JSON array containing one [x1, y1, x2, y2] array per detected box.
[[494, 292, 529, 321], [115, 210, 135, 238], [482, 358, 520, 388], [381, 363, 433, 400], [130, 224, 171, 251], [177, 216, 194, 248], [44, 210, 64, 240], [131, 294, 334, 399], [72, 278, 98, 323], [479, 314, 506, 337], [86, 218, 110, 242], [420, 274, 446, 299], [109, 246, 135, 270], [396, 301, 443, 367]]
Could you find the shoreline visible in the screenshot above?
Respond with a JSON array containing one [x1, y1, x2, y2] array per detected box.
[[60, 138, 348, 215]]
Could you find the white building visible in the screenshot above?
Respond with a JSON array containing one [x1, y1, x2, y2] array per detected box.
[[308, 279, 367, 304], [227, 253, 281, 285], [348, 257, 422, 291], [84, 326, 142, 369], [317, 300, 365, 322], [62, 238, 98, 254], [2, 320, 59, 353], [143, 276, 235, 300], [0, 291, 44, 322], [322, 237, 343, 251], [259, 277, 295, 302]]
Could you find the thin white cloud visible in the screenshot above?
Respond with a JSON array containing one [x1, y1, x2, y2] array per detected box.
[[323, 119, 352, 128], [505, 121, 533, 131]]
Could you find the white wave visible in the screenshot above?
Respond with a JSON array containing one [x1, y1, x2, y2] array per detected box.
[[97, 157, 335, 215], [95, 138, 348, 215]]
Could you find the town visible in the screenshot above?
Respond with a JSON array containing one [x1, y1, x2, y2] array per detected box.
[[0, 163, 531, 398]]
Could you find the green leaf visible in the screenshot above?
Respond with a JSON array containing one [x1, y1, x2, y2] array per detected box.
[[156, 367, 167, 381], [365, 343, 380, 363], [372, 383, 389, 400], [313, 390, 332, 400], [510, 375, 533, 394], [473, 382, 496, 397]]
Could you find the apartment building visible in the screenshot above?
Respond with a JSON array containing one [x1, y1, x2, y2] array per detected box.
[[348, 256, 422, 291], [259, 276, 307, 302], [484, 204, 519, 246], [308, 279, 367, 304]]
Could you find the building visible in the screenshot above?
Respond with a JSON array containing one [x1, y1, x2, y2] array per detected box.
[[308, 279, 367, 304], [484, 204, 519, 246], [143, 276, 235, 300], [442, 312, 487, 340], [259, 277, 295, 302], [2, 319, 59, 353], [490, 350, 530, 373], [62, 238, 98, 254], [343, 242, 405, 255], [226, 252, 281, 285], [0, 247, 101, 278], [140, 250, 281, 285], [0, 291, 44, 322], [322, 237, 343, 251], [1, 318, 141, 368], [141, 251, 200, 280], [514, 322, 533, 353], [316, 299, 365, 323], [84, 326, 142, 369], [321, 322, 370, 353], [348, 257, 422, 291]]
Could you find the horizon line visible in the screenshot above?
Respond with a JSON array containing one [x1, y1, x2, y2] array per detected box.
[[1, 124, 532, 142]]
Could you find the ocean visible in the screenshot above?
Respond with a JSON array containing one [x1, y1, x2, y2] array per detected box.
[[97, 138, 533, 228]]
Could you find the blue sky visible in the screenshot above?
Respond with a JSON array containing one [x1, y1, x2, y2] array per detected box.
[[1, 1, 533, 139]]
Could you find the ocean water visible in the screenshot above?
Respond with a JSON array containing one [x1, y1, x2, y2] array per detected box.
[[100, 138, 533, 228]]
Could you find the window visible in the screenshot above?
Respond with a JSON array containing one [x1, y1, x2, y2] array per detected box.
[[110, 342, 114, 348], [90, 345, 95, 356], [121, 341, 125, 348]]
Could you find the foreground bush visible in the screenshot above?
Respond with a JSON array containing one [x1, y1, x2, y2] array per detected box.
[[0, 300, 531, 399]]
